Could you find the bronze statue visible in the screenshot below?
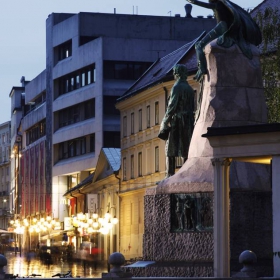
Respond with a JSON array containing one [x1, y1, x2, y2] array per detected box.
[[158, 64, 195, 178], [187, 0, 262, 81]]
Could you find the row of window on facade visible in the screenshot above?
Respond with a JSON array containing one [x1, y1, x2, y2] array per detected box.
[[123, 150, 184, 181], [55, 96, 119, 132], [26, 95, 120, 145], [0, 167, 9, 177], [0, 133, 10, 145], [25, 92, 46, 115], [55, 131, 120, 163], [54, 60, 151, 99], [0, 148, 10, 164], [122, 147, 160, 181], [55, 38, 100, 64], [123, 102, 159, 137]]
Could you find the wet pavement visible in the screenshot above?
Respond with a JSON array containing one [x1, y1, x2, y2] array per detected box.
[[3, 252, 108, 278]]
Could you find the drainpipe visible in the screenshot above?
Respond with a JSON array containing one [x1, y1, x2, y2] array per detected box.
[[114, 170, 121, 251], [163, 86, 168, 109]]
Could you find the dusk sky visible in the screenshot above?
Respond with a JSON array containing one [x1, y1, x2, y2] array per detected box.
[[0, 0, 263, 124]]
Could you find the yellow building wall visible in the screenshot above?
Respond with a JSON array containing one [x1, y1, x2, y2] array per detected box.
[[119, 190, 144, 259]]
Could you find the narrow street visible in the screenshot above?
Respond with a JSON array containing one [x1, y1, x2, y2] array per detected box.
[[3, 252, 108, 278]]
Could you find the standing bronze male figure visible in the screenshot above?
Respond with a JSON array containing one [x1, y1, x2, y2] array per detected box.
[[187, 0, 262, 81], [158, 64, 195, 178]]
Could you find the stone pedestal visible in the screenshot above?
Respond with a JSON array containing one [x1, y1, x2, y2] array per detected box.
[[141, 40, 271, 277]]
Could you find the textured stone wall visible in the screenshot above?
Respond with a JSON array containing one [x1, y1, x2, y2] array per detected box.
[[140, 190, 273, 277], [142, 193, 214, 276], [124, 263, 213, 277]]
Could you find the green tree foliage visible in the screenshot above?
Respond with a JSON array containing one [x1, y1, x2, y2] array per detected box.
[[254, 7, 280, 122]]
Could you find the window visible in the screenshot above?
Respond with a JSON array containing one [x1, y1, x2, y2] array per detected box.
[[138, 152, 142, 177], [131, 113, 134, 135], [155, 146, 159, 172], [85, 99, 95, 120], [123, 116, 127, 137], [67, 138, 86, 158], [54, 40, 72, 64], [59, 104, 79, 127], [155, 102, 159, 125], [123, 157, 127, 181], [147, 105, 150, 128], [131, 155, 134, 179], [176, 157, 184, 168], [58, 134, 94, 160], [26, 120, 46, 145], [138, 109, 142, 131], [57, 99, 95, 130], [57, 64, 96, 98]]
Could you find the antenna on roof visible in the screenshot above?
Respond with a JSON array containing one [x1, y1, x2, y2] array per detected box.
[[150, 50, 166, 59], [168, 11, 171, 17], [133, 6, 138, 15]]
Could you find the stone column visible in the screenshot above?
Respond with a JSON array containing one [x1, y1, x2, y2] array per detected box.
[[212, 158, 231, 277], [272, 156, 280, 277]]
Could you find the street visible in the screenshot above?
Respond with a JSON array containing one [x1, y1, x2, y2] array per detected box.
[[3, 252, 108, 278]]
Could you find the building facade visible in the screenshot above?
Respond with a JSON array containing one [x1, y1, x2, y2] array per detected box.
[[115, 37, 203, 260], [0, 121, 11, 230], [11, 9, 215, 254], [44, 12, 215, 228]]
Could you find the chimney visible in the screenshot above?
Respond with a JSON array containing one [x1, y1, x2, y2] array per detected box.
[[185, 4, 193, 18]]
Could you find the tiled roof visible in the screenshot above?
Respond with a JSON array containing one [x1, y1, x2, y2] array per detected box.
[[102, 148, 121, 172], [62, 148, 120, 196], [117, 32, 205, 103]]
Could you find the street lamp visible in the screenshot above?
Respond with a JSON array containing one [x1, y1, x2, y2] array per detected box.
[[10, 215, 61, 253], [12, 220, 24, 257], [72, 205, 118, 236], [35, 216, 61, 247]]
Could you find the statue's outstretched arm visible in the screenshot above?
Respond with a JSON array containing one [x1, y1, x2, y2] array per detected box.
[[186, 0, 216, 10]]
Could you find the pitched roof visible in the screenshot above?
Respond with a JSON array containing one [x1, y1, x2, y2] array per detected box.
[[102, 148, 121, 172], [63, 148, 121, 196], [116, 32, 205, 103]]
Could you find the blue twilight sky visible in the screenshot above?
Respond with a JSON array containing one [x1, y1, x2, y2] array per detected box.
[[0, 0, 263, 124]]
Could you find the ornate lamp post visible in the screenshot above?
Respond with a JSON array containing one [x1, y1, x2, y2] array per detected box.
[[11, 219, 24, 257], [70, 207, 118, 251]]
